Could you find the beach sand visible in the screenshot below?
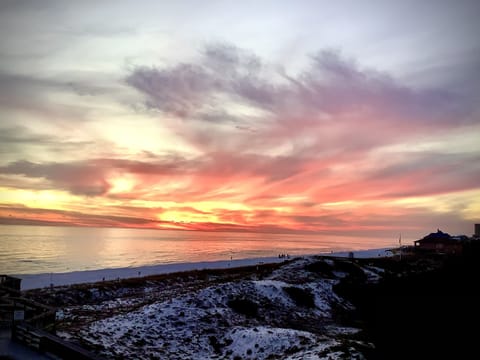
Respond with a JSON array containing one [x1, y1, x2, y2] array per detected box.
[[16, 248, 392, 290]]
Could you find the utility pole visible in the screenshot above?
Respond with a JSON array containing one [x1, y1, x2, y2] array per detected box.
[[399, 233, 402, 261]]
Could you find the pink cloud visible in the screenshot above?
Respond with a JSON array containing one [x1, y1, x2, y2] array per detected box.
[[1, 44, 478, 236]]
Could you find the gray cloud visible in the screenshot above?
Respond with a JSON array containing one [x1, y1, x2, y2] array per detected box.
[[126, 64, 214, 117], [126, 44, 479, 152], [0, 72, 53, 108], [0, 126, 57, 145], [0, 160, 109, 196], [0, 126, 97, 160], [0, 72, 98, 124], [126, 44, 280, 119]]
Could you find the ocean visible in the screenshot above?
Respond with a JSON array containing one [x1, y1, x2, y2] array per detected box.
[[0, 225, 394, 275]]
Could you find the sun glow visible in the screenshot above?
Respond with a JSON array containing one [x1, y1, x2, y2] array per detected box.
[[158, 210, 218, 224], [108, 175, 135, 194], [0, 187, 75, 210]]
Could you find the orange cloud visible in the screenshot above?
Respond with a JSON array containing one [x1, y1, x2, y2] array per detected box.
[[0, 45, 478, 238]]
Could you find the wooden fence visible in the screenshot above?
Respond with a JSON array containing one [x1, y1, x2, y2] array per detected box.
[[6, 296, 104, 360]]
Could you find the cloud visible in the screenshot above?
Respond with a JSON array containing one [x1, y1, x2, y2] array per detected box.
[[0, 160, 110, 196], [2, 142, 478, 206], [126, 63, 213, 117], [0, 5, 478, 237], [0, 125, 97, 160], [0, 71, 103, 125], [0, 72, 54, 110], [125, 43, 480, 173], [0, 154, 203, 197], [369, 152, 480, 198], [0, 204, 163, 228], [305, 151, 480, 203], [299, 50, 467, 121], [1, 42, 478, 234], [0, 0, 57, 13], [0, 126, 58, 145], [126, 43, 279, 119], [127, 44, 477, 127]]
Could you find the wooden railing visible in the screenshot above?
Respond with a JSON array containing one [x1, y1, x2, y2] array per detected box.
[[13, 322, 105, 360], [8, 296, 104, 359]]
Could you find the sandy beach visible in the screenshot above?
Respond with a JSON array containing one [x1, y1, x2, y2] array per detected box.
[[16, 248, 392, 290]]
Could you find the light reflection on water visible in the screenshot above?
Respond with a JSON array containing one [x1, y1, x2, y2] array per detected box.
[[0, 225, 395, 274]]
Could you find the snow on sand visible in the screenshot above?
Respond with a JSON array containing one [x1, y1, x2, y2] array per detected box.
[[58, 255, 374, 359]]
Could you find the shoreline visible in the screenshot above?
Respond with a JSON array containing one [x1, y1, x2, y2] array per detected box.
[[15, 247, 393, 290]]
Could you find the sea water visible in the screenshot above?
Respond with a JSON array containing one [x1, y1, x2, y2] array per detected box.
[[0, 225, 393, 275]]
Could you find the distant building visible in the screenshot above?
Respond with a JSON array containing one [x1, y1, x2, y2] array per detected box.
[[0, 275, 21, 291], [414, 229, 463, 254], [475, 224, 480, 237]]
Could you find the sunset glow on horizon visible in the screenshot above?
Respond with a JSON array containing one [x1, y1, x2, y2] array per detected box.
[[0, 1, 479, 239]]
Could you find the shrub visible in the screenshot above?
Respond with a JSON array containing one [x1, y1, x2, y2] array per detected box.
[[283, 286, 315, 308], [305, 260, 333, 277], [227, 297, 259, 317]]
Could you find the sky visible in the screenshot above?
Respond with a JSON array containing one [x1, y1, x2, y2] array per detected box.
[[0, 0, 479, 239]]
